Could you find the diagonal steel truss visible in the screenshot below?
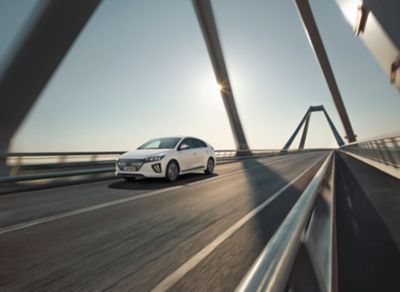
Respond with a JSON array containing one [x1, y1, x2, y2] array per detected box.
[[282, 105, 345, 151]]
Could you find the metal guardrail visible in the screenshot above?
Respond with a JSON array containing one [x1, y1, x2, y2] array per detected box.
[[0, 149, 328, 184], [237, 152, 336, 292], [0, 151, 123, 184], [341, 133, 400, 168], [215, 149, 279, 162], [0, 149, 284, 184]]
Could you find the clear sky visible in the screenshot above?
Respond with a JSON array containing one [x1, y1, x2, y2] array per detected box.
[[1, 0, 399, 152]]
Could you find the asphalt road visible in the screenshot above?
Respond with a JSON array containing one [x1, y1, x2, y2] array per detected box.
[[335, 152, 400, 292], [0, 151, 327, 291]]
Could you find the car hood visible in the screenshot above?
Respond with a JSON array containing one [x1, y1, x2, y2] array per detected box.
[[119, 149, 173, 159]]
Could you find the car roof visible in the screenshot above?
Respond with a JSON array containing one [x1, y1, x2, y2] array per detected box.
[[149, 136, 208, 143], [149, 136, 185, 139], [151, 136, 202, 140]]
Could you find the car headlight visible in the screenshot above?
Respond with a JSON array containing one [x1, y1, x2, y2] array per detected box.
[[144, 154, 165, 162]]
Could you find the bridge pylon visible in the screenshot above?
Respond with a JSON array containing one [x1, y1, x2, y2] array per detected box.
[[282, 105, 345, 151]]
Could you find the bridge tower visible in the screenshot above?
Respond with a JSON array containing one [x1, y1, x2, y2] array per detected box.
[[282, 105, 345, 151], [294, 0, 357, 143]]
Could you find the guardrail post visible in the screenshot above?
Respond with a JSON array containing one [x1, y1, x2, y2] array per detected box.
[[378, 140, 392, 166], [59, 156, 66, 164], [0, 158, 8, 176], [0, 142, 9, 176], [9, 157, 22, 177], [373, 141, 384, 162], [391, 138, 400, 165]]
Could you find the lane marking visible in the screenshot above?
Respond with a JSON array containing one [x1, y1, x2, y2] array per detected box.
[[188, 152, 323, 187], [187, 154, 301, 186], [0, 154, 312, 235], [0, 187, 184, 235], [151, 154, 326, 292]]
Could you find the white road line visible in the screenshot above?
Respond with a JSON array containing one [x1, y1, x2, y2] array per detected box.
[[0, 187, 183, 235], [187, 154, 298, 186], [0, 154, 308, 235], [151, 154, 325, 292]]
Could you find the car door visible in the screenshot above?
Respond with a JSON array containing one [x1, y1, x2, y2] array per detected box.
[[178, 138, 196, 171], [193, 138, 208, 167]]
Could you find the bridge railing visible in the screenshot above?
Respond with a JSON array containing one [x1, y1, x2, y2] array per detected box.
[[215, 149, 279, 162], [0, 148, 328, 184], [341, 133, 400, 169], [1, 152, 123, 184], [0, 149, 289, 184], [237, 152, 337, 292]]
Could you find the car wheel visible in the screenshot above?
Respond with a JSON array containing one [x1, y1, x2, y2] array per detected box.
[[205, 158, 215, 174], [166, 160, 179, 182], [123, 177, 136, 182]]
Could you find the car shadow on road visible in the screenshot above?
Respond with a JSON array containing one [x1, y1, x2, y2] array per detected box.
[[108, 172, 218, 190]]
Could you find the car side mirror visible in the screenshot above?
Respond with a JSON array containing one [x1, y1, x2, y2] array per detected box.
[[179, 144, 190, 150]]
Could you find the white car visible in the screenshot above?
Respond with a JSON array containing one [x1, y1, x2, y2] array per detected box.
[[115, 137, 216, 182]]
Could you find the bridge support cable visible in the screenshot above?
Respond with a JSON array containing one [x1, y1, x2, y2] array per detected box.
[[192, 0, 250, 153], [283, 105, 345, 151], [282, 109, 312, 151], [293, 0, 356, 143], [0, 0, 102, 175], [322, 107, 345, 146], [299, 112, 311, 150]]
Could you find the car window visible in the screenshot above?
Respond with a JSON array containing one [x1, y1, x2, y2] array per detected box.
[[179, 138, 194, 150], [192, 138, 206, 148], [138, 137, 181, 149], [144, 140, 160, 148], [193, 138, 207, 148]]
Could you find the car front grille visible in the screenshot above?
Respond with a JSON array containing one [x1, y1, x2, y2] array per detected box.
[[117, 159, 144, 171]]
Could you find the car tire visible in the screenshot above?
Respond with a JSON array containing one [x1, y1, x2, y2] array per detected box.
[[123, 177, 136, 182], [166, 160, 179, 182], [205, 158, 215, 174]]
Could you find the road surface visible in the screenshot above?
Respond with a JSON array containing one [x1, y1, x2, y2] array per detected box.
[[0, 151, 327, 291]]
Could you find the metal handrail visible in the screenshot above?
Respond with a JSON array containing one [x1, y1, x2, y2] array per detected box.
[[341, 134, 400, 168], [0, 168, 115, 183], [0, 149, 277, 183], [0, 149, 327, 184], [237, 152, 334, 292], [1, 151, 125, 157]]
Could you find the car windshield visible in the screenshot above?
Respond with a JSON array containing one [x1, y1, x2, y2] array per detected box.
[[138, 137, 181, 149]]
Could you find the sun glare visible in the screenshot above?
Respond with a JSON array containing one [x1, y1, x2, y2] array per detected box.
[[210, 79, 224, 94], [218, 82, 224, 91], [201, 74, 224, 98]]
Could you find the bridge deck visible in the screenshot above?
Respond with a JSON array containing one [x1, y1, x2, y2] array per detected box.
[[0, 152, 325, 291], [336, 152, 400, 292], [1, 151, 399, 291]]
